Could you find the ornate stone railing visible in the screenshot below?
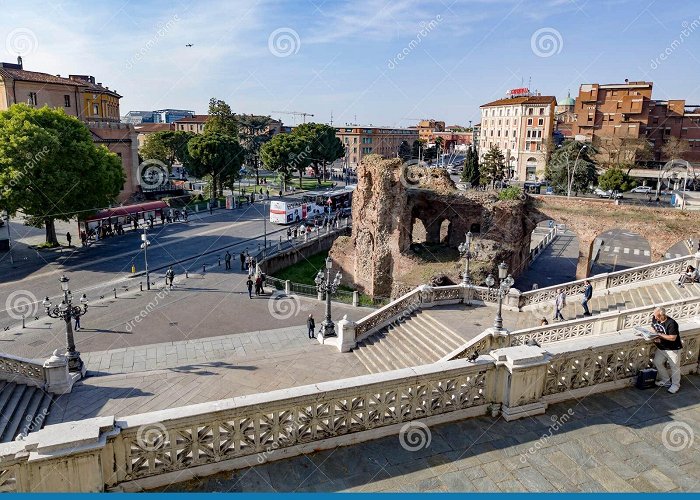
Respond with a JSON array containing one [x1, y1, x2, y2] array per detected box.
[[542, 329, 700, 400], [0, 353, 46, 387], [519, 254, 694, 308]]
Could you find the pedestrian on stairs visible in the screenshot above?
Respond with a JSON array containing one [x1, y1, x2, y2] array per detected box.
[[554, 289, 566, 321], [581, 280, 593, 316]]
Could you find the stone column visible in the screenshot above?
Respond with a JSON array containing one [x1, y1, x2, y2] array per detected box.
[[42, 350, 74, 395], [576, 234, 596, 280], [488, 345, 550, 421], [337, 315, 357, 352], [352, 291, 359, 307], [419, 285, 435, 308]]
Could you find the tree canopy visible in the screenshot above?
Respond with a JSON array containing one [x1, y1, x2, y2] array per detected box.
[[545, 140, 598, 195], [188, 133, 244, 197], [140, 130, 195, 169], [598, 167, 636, 192], [260, 133, 312, 189], [203, 98, 238, 137], [0, 104, 125, 244], [293, 123, 344, 178], [480, 144, 505, 187]]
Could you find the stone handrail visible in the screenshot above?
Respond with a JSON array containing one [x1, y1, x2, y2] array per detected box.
[[3, 326, 699, 491], [526, 225, 558, 265], [0, 353, 46, 387], [519, 254, 693, 308], [447, 293, 700, 361]]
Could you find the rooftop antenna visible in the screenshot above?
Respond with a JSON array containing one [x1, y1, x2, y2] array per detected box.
[[330, 110, 333, 126], [354, 114, 357, 125], [528, 76, 532, 93]]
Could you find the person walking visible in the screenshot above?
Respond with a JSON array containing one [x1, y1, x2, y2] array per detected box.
[[307, 314, 316, 339], [287, 227, 292, 241], [209, 201, 213, 215], [165, 266, 175, 289], [224, 251, 231, 270], [255, 275, 263, 295], [73, 310, 81, 331], [80, 231, 87, 247], [554, 289, 566, 321], [581, 280, 593, 316], [246, 277, 254, 299], [652, 307, 682, 393], [239, 251, 246, 271], [66, 232, 72, 247]]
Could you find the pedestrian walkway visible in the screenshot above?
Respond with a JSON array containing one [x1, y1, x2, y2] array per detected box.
[[161, 374, 700, 492], [516, 229, 579, 291]]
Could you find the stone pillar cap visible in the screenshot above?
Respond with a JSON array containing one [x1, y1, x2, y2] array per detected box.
[[490, 345, 549, 367], [43, 349, 68, 368]]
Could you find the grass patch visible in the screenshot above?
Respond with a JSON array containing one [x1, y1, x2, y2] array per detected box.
[[274, 251, 330, 285]]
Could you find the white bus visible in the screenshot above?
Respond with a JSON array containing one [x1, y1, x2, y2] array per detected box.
[[269, 200, 313, 224]]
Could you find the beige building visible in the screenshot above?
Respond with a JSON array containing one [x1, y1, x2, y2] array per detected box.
[[0, 58, 138, 202], [335, 126, 418, 167], [173, 114, 283, 136], [134, 123, 174, 149], [478, 93, 556, 181]]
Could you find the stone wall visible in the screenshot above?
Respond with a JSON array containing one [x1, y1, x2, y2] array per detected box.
[[330, 156, 536, 298], [259, 228, 350, 276]]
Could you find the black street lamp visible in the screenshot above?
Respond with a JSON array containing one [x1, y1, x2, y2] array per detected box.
[[458, 231, 475, 285], [315, 256, 342, 337], [484, 262, 515, 331], [42, 275, 88, 373]]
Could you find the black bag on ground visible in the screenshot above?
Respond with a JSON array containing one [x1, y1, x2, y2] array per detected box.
[[635, 368, 657, 389]]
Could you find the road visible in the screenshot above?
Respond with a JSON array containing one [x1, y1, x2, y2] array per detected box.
[[0, 202, 290, 332]]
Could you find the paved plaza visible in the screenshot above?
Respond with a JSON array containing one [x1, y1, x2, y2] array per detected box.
[[161, 375, 700, 493]]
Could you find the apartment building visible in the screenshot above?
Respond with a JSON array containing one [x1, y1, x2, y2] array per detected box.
[[173, 114, 283, 137], [335, 126, 419, 167], [478, 91, 556, 181], [646, 100, 700, 162], [0, 58, 138, 201], [417, 119, 445, 142]]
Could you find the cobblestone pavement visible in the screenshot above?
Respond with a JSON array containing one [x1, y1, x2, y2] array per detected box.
[[160, 374, 700, 493]]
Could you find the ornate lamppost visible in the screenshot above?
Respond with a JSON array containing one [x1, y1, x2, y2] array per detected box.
[[458, 231, 475, 285], [315, 256, 342, 337], [484, 262, 515, 331], [42, 275, 88, 372]]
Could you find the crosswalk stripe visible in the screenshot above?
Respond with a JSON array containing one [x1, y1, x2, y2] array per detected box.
[[644, 250, 651, 256], [634, 249, 640, 255], [623, 248, 630, 254], [604, 246, 611, 252], [613, 247, 620, 253]]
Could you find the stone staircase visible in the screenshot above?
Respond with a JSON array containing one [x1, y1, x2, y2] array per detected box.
[[523, 278, 700, 323], [0, 382, 53, 443], [353, 312, 465, 374]]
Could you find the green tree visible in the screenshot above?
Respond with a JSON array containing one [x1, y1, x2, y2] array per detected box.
[[398, 140, 412, 161], [140, 130, 195, 169], [237, 114, 275, 185], [260, 133, 312, 190], [434, 136, 444, 165], [598, 167, 636, 192], [187, 133, 244, 198], [203, 98, 238, 137], [545, 140, 598, 195], [0, 104, 124, 245], [293, 123, 344, 181], [481, 144, 505, 187], [461, 146, 480, 187]]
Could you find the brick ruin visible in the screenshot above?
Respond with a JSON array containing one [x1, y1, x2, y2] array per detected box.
[[330, 156, 537, 298]]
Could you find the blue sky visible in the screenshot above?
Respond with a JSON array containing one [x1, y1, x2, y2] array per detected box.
[[1, 0, 699, 127]]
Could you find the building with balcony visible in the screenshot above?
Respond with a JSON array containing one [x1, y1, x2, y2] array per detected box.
[[335, 126, 419, 167], [478, 92, 556, 181]]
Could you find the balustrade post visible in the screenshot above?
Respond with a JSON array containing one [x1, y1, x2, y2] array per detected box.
[[418, 285, 435, 308], [352, 290, 359, 307], [285, 280, 291, 295], [337, 315, 357, 352], [488, 344, 550, 421], [43, 351, 74, 394]]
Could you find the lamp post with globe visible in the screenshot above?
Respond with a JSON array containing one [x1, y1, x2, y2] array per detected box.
[[42, 275, 88, 373], [484, 262, 515, 331], [315, 257, 342, 337]]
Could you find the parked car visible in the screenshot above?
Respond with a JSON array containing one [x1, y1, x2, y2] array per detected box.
[[596, 188, 623, 199], [592, 187, 608, 197], [630, 186, 652, 194]]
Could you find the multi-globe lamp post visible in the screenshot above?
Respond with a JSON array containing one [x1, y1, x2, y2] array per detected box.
[[484, 262, 515, 331], [42, 275, 88, 372], [315, 256, 342, 337]]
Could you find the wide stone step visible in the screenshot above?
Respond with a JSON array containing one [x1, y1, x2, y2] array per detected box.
[[0, 384, 27, 439], [415, 314, 464, 349], [2, 388, 39, 442]]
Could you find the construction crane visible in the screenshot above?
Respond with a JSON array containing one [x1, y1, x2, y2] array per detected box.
[[271, 110, 315, 123]]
